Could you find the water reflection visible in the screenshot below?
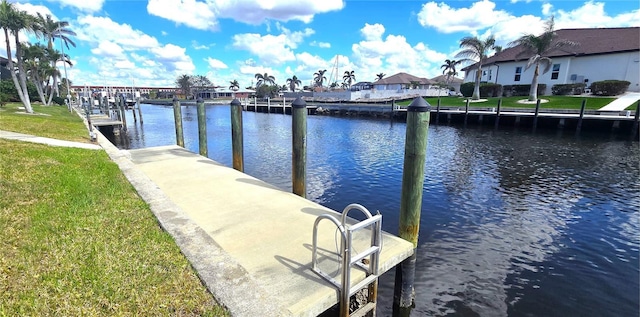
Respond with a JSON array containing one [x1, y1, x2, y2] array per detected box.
[[117, 104, 639, 317]]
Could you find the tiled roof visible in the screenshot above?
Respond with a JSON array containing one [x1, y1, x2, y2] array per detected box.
[[430, 74, 463, 83], [373, 72, 432, 85], [463, 27, 640, 70]]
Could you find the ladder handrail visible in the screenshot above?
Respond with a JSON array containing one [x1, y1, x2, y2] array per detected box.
[[311, 204, 382, 317]]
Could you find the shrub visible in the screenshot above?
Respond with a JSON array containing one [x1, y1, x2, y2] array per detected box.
[[590, 80, 630, 96], [552, 83, 586, 95], [460, 82, 474, 97], [51, 96, 66, 105], [479, 83, 502, 97], [502, 84, 546, 97]]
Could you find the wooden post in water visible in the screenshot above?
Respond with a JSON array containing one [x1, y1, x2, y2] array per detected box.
[[533, 99, 541, 131], [131, 99, 138, 123], [119, 94, 128, 131], [172, 97, 184, 147], [576, 99, 587, 134], [197, 97, 207, 157], [230, 99, 244, 172], [393, 97, 431, 317], [632, 100, 639, 140], [495, 98, 502, 129], [291, 97, 307, 198], [435, 98, 441, 124], [137, 97, 143, 124], [464, 98, 470, 125]]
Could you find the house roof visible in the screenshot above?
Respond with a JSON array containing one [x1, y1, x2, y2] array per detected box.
[[463, 27, 640, 70], [430, 74, 463, 83], [373, 72, 432, 85]]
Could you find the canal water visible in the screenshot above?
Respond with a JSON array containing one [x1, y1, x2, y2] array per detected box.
[[115, 104, 639, 317]]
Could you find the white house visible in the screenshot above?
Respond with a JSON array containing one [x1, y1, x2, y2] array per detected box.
[[461, 27, 640, 94]]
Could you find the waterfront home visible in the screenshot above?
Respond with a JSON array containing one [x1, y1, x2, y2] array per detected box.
[[461, 27, 640, 94]]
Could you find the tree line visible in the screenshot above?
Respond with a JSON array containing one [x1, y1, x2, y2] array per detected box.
[[0, 0, 76, 113]]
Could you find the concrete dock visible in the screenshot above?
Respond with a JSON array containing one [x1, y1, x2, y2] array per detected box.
[[118, 145, 414, 316]]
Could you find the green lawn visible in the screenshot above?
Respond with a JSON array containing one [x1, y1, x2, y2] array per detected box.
[[397, 95, 618, 110], [0, 103, 228, 316]]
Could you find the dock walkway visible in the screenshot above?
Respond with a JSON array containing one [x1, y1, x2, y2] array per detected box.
[[117, 144, 413, 316]]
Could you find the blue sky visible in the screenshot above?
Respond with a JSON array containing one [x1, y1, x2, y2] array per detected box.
[[6, 0, 639, 89]]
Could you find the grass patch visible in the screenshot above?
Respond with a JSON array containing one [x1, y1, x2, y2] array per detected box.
[[0, 103, 90, 143], [0, 102, 228, 316], [397, 95, 616, 110]]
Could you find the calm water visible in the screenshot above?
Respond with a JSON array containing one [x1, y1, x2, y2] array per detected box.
[[117, 104, 639, 317]]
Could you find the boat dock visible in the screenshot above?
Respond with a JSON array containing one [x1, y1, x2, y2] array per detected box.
[[104, 142, 414, 316]]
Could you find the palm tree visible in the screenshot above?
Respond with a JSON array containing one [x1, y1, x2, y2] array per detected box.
[[375, 73, 385, 81], [175, 74, 192, 99], [441, 59, 461, 82], [0, 0, 38, 113], [313, 69, 327, 88], [455, 35, 497, 100], [254, 73, 275, 87], [343, 70, 355, 88], [35, 13, 76, 98], [286, 75, 301, 92], [229, 80, 240, 91], [508, 16, 577, 101]]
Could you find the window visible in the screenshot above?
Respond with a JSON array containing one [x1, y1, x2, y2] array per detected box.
[[551, 64, 560, 80], [514, 67, 522, 81], [488, 69, 492, 81]]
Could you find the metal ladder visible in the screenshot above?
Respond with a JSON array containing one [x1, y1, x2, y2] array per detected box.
[[312, 204, 382, 317]]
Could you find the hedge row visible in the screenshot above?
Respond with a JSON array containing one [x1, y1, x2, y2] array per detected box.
[[552, 83, 586, 95], [590, 80, 630, 96]]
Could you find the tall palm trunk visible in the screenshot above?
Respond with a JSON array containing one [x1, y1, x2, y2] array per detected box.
[[473, 68, 481, 100], [529, 64, 539, 101], [3, 28, 32, 113], [14, 33, 32, 110]]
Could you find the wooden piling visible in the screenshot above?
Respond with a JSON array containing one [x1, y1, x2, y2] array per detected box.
[[533, 99, 541, 131], [119, 95, 128, 131], [630, 100, 639, 140], [230, 99, 244, 172], [464, 99, 470, 125], [435, 98, 441, 125], [292, 97, 307, 198], [495, 98, 502, 129], [132, 99, 138, 123], [172, 97, 184, 147], [393, 97, 431, 317], [137, 98, 143, 124], [576, 99, 587, 134], [197, 97, 207, 157]]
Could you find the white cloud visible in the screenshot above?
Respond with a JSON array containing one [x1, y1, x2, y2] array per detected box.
[[76, 16, 159, 50], [232, 26, 315, 65], [15, 3, 55, 17], [150, 44, 195, 74], [90, 41, 124, 58], [417, 0, 512, 33], [310, 41, 331, 48], [542, 3, 553, 16], [147, 0, 344, 30], [351, 23, 447, 81], [192, 40, 211, 50], [114, 60, 135, 69], [206, 57, 228, 69], [147, 0, 218, 31], [552, 1, 640, 28], [49, 0, 104, 13]]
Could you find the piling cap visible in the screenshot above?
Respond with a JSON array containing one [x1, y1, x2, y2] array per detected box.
[[197, 97, 204, 103], [407, 97, 431, 112], [292, 97, 307, 108], [172, 96, 178, 102], [230, 98, 241, 106]]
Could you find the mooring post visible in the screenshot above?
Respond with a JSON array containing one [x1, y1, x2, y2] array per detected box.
[[495, 98, 502, 129], [435, 98, 441, 124], [254, 96, 257, 112], [632, 100, 639, 140], [172, 97, 184, 147], [393, 97, 431, 317], [119, 94, 128, 131], [137, 97, 143, 124], [131, 98, 138, 123], [464, 98, 470, 125], [533, 99, 541, 131], [576, 99, 587, 134], [197, 97, 207, 157], [292, 97, 307, 198], [230, 98, 244, 172]]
